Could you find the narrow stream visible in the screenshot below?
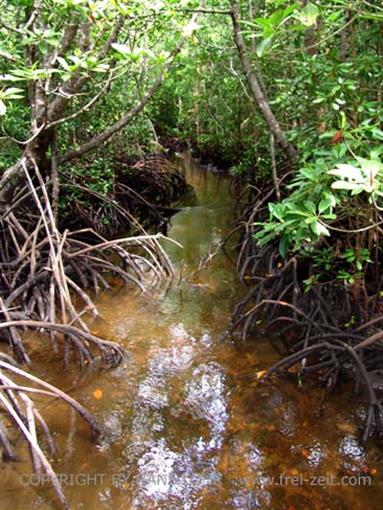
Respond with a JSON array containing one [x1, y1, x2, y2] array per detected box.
[[1, 155, 382, 509]]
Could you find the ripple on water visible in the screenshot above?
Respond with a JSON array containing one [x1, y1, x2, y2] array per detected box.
[[137, 374, 169, 410], [148, 345, 195, 377], [339, 435, 366, 462], [133, 438, 221, 509], [229, 487, 272, 510], [183, 362, 229, 448]]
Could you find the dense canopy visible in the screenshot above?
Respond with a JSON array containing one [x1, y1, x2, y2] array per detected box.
[[0, 1, 383, 508]]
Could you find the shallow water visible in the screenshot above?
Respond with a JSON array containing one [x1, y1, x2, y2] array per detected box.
[[1, 154, 383, 509]]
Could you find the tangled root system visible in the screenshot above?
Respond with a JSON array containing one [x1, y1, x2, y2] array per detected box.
[[227, 178, 383, 441], [62, 153, 193, 237], [0, 154, 185, 506]]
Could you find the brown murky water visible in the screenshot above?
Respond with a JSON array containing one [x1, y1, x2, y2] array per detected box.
[[1, 154, 383, 509]]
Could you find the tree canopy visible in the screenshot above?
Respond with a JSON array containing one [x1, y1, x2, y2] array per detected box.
[[0, 1, 383, 507]]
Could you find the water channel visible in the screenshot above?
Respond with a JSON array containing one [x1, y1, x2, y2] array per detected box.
[[1, 154, 382, 509]]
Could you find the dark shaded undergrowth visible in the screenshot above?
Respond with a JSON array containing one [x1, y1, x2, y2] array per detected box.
[[227, 173, 383, 442]]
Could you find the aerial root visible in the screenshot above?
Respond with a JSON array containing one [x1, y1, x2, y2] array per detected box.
[[1, 161, 174, 365], [0, 357, 106, 510], [229, 179, 383, 441], [0, 157, 179, 507]]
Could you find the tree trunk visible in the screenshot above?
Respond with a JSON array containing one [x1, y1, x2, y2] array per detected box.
[[230, 0, 298, 164]]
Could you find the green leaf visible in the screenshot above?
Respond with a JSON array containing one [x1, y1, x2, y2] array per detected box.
[[371, 128, 383, 141], [318, 193, 335, 213], [329, 164, 364, 182], [310, 221, 330, 237], [299, 167, 316, 180], [303, 200, 316, 212], [357, 157, 381, 179], [111, 43, 131, 55], [0, 73, 24, 82], [2, 87, 24, 98], [298, 2, 319, 26], [331, 180, 362, 190], [279, 235, 289, 257], [256, 37, 273, 57], [340, 112, 347, 130]]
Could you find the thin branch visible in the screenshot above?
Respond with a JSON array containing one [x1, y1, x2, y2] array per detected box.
[[59, 14, 199, 163]]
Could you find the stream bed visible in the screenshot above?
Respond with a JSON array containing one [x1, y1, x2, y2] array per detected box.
[[1, 154, 382, 509]]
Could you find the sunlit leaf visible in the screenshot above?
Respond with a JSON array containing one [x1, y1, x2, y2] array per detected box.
[[256, 36, 273, 57], [331, 180, 362, 190], [310, 221, 330, 237], [111, 43, 131, 55], [298, 2, 319, 26], [328, 164, 364, 182]]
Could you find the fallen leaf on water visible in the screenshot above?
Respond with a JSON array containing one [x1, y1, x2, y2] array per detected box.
[[92, 389, 103, 400]]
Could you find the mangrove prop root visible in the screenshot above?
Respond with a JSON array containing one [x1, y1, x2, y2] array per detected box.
[[0, 358, 106, 510], [0, 156, 179, 506], [1, 161, 174, 364], [229, 179, 383, 441], [62, 154, 193, 237]]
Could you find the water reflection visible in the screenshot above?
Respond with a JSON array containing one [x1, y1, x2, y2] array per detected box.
[[1, 154, 382, 510]]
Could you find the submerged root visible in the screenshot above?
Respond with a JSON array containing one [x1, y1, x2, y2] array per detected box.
[[0, 356, 105, 510], [229, 180, 383, 441], [0, 156, 180, 506], [0, 161, 174, 364]]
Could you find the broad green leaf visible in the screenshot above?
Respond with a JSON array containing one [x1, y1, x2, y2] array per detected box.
[[298, 2, 319, 26], [0, 74, 24, 82], [299, 167, 316, 180], [111, 43, 131, 55], [256, 37, 273, 57], [371, 128, 383, 141], [303, 200, 316, 211], [331, 180, 362, 191], [328, 164, 364, 182], [357, 157, 381, 179], [2, 87, 24, 98], [310, 221, 330, 237], [318, 193, 335, 213]]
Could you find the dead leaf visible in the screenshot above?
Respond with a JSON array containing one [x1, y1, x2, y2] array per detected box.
[[92, 388, 103, 400]]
